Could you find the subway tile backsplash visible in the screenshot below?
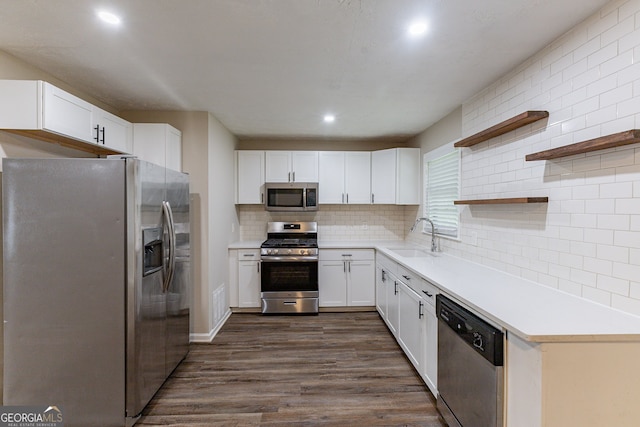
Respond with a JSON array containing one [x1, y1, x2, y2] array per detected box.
[[238, 204, 413, 242], [410, 0, 640, 316]]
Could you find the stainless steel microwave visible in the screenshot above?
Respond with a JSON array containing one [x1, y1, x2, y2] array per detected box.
[[265, 182, 318, 211]]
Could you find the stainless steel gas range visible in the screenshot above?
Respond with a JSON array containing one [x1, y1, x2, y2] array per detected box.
[[260, 221, 319, 314]]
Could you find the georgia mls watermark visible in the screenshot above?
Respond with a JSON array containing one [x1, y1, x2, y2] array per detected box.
[[0, 406, 63, 427]]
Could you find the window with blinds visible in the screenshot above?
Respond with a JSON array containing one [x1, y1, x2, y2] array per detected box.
[[423, 149, 460, 237]]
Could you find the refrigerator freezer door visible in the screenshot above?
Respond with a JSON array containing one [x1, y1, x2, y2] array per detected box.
[[2, 158, 126, 427]]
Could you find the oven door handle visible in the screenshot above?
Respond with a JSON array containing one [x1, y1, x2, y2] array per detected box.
[[260, 256, 319, 262]]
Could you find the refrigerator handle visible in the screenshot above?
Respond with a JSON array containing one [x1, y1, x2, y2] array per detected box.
[[162, 201, 176, 293]]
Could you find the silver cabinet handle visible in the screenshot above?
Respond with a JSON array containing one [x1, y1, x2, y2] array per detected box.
[[261, 192, 264, 203], [343, 261, 346, 273], [371, 193, 374, 203], [292, 171, 296, 182], [419, 301, 424, 319], [257, 261, 261, 273], [402, 275, 411, 281], [394, 281, 398, 295], [381, 269, 387, 282], [243, 254, 255, 257], [342, 193, 345, 204], [422, 290, 433, 298], [348, 261, 351, 273], [346, 193, 349, 203]]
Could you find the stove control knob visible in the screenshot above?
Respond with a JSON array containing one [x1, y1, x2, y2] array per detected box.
[[287, 249, 293, 255], [273, 249, 279, 255], [300, 249, 308, 256]]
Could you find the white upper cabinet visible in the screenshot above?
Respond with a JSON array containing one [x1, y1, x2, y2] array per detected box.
[[236, 150, 265, 204], [318, 151, 346, 204], [91, 106, 133, 153], [371, 148, 420, 205], [344, 152, 371, 204], [0, 80, 132, 154], [42, 82, 94, 143], [133, 123, 182, 172], [318, 151, 371, 205], [265, 151, 318, 182]]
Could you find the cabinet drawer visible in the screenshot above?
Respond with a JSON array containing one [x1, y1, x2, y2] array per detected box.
[[376, 253, 397, 275], [319, 248, 373, 261], [418, 279, 438, 306], [397, 264, 419, 286], [238, 249, 260, 259]]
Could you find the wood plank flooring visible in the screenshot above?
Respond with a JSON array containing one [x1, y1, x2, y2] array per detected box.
[[138, 312, 446, 426]]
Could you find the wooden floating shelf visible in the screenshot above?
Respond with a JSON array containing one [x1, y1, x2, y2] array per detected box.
[[454, 110, 549, 148], [525, 129, 640, 161], [454, 197, 549, 205]]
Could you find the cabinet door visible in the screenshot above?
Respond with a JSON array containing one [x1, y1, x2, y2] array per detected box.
[[238, 260, 261, 308], [265, 151, 291, 182], [92, 107, 132, 153], [318, 260, 347, 306], [133, 123, 182, 171], [292, 151, 319, 182], [318, 151, 345, 204], [398, 282, 424, 372], [344, 152, 371, 204], [347, 260, 375, 306], [371, 149, 396, 204], [424, 302, 438, 396], [236, 151, 265, 204], [42, 82, 94, 143], [396, 148, 421, 205], [375, 265, 388, 317], [386, 275, 400, 337]]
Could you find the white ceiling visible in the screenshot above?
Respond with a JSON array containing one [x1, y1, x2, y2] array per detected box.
[[0, 0, 611, 140]]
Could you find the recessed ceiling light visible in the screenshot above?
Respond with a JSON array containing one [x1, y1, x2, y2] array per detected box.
[[408, 20, 428, 37], [323, 114, 336, 123], [97, 10, 122, 25]]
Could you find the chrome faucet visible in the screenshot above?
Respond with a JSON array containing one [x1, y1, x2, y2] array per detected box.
[[410, 217, 438, 252]]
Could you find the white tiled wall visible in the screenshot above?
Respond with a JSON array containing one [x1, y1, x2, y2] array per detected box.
[[412, 0, 640, 316], [238, 204, 411, 242]]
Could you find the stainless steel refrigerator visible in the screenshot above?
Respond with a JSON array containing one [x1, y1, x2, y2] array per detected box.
[[2, 157, 190, 427]]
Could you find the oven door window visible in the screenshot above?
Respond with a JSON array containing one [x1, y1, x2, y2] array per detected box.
[[267, 189, 304, 208], [261, 261, 318, 292]]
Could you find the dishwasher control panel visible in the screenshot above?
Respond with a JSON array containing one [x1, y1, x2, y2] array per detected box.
[[437, 294, 504, 366]]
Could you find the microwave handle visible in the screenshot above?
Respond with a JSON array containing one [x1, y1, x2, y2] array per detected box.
[[303, 187, 307, 207]]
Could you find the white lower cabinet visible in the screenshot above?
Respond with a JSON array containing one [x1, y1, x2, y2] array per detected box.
[[376, 251, 439, 397], [319, 249, 375, 307], [232, 250, 261, 308], [385, 272, 400, 337], [423, 298, 438, 396], [398, 281, 425, 371]]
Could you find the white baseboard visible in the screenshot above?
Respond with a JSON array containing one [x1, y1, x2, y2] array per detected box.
[[189, 309, 232, 343]]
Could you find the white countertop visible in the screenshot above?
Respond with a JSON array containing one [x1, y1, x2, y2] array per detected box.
[[374, 245, 640, 343], [229, 239, 640, 342]]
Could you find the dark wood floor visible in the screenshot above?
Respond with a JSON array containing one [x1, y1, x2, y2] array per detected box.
[[138, 312, 446, 426]]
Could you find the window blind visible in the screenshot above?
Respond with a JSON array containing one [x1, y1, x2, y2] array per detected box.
[[424, 150, 459, 237]]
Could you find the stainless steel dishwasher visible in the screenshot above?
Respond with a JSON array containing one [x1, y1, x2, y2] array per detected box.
[[436, 295, 504, 427]]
